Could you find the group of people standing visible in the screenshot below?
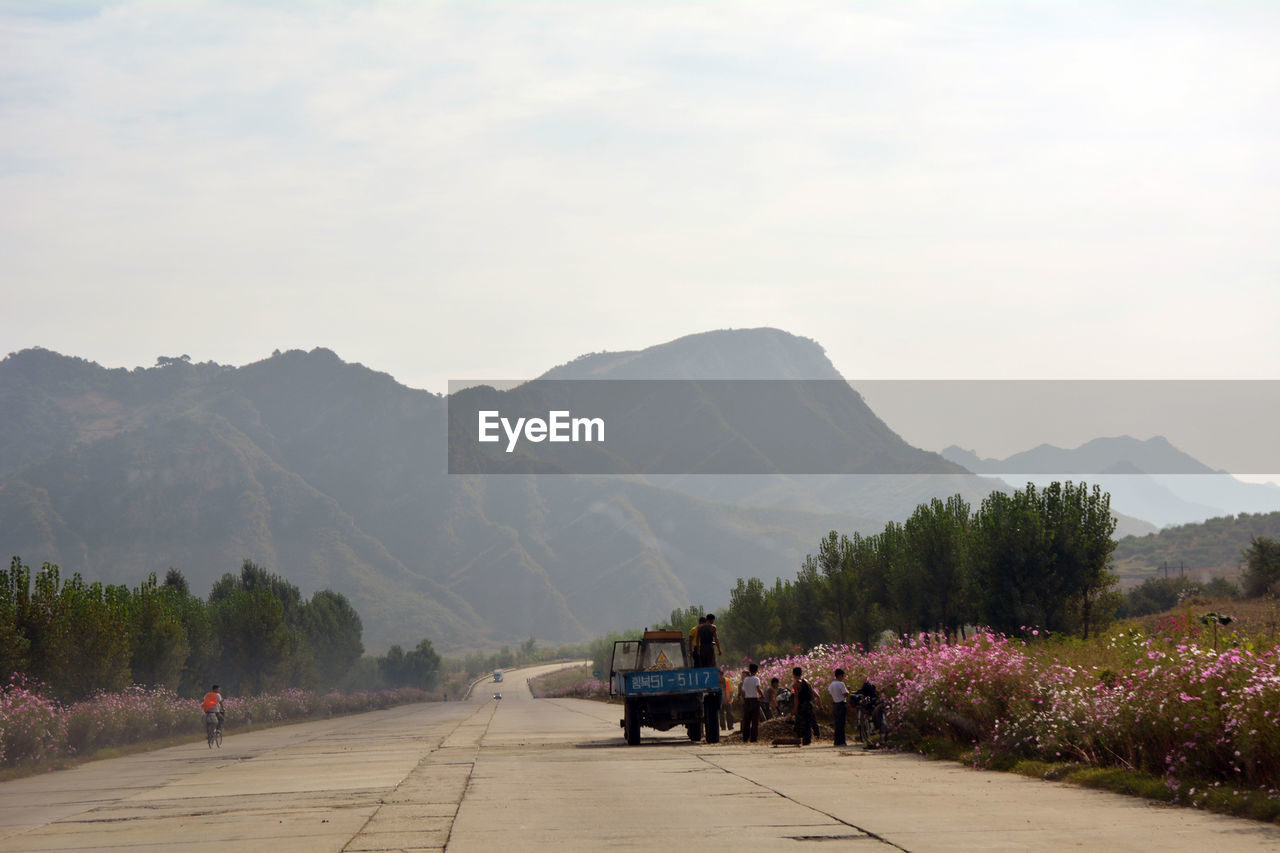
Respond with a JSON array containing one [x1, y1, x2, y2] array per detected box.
[[788, 666, 851, 746], [688, 613, 877, 747]]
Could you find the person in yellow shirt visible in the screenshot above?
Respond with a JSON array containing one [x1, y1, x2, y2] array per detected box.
[[689, 615, 705, 664]]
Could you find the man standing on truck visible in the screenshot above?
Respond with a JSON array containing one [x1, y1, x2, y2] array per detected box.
[[695, 613, 721, 668], [690, 615, 705, 663]]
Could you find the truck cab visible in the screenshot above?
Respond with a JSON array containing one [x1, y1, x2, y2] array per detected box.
[[609, 630, 721, 745]]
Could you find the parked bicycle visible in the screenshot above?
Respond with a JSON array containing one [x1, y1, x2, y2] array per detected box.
[[852, 681, 885, 747]]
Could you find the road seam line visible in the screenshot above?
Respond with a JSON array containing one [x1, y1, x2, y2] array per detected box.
[[442, 701, 500, 851], [694, 753, 911, 852], [341, 700, 494, 852]]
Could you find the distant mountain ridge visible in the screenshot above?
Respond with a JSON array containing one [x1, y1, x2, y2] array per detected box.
[[942, 437, 1280, 528], [4, 330, 928, 651], [540, 328, 845, 381], [536, 328, 994, 521], [943, 436, 1217, 475]]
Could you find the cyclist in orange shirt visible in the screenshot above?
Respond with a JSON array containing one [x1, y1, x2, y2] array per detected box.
[[201, 684, 225, 732]]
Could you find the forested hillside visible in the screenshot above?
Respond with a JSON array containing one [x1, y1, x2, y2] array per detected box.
[[4, 331, 981, 649], [1113, 511, 1280, 576]]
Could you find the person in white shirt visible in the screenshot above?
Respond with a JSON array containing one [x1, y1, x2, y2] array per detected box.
[[739, 662, 763, 743], [828, 668, 850, 746]]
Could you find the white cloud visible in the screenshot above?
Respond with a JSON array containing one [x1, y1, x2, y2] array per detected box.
[[2, 1, 1278, 390]]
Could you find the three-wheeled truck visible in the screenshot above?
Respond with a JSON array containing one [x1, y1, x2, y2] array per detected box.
[[609, 629, 722, 745]]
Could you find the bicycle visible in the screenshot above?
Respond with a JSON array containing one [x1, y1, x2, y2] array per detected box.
[[852, 693, 884, 747], [205, 711, 224, 749]]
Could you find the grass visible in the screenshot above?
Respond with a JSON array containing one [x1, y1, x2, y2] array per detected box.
[[527, 664, 608, 700], [999, 758, 1280, 823], [528, 664, 590, 694]]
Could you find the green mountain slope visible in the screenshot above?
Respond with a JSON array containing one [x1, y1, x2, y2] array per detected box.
[[1114, 511, 1280, 577]]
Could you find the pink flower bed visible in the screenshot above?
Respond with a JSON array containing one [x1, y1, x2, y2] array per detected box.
[[753, 629, 1280, 791]]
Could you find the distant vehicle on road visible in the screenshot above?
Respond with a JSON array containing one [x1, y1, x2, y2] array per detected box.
[[609, 629, 720, 745], [493, 669, 504, 683]]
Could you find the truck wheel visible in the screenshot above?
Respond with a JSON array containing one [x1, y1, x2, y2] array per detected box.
[[687, 720, 702, 742], [624, 701, 641, 746]]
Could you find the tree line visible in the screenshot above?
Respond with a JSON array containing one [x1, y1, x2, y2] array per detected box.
[[667, 482, 1120, 661], [0, 557, 442, 701]]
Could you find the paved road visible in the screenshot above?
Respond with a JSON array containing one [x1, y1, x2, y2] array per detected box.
[[2, 663, 1278, 852]]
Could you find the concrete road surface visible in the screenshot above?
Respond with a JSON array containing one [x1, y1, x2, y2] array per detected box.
[[1, 662, 1277, 852]]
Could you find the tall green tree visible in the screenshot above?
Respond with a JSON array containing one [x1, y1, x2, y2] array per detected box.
[[128, 573, 190, 690], [404, 638, 442, 688], [725, 576, 773, 660], [23, 565, 133, 700], [658, 604, 705, 636], [209, 560, 313, 692], [1242, 536, 1280, 597], [210, 586, 292, 694], [171, 577, 220, 695], [1048, 481, 1117, 638], [0, 558, 32, 677], [872, 522, 911, 638], [971, 486, 1051, 634], [846, 533, 889, 648], [900, 496, 971, 636], [300, 589, 364, 687], [816, 531, 855, 644], [971, 483, 1116, 636]]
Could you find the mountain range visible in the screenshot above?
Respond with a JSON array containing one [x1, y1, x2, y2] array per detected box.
[[2, 328, 1264, 651], [942, 438, 1280, 528], [2, 330, 982, 650]]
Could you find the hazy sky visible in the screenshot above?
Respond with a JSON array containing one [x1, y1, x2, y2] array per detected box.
[[4, 1, 1278, 458]]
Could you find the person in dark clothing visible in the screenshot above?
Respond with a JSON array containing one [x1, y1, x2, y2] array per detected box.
[[764, 677, 781, 719], [791, 666, 817, 746], [695, 613, 721, 668], [854, 679, 885, 746]]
